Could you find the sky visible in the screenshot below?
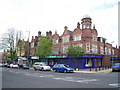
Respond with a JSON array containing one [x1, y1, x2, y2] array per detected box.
[[0, 0, 119, 48]]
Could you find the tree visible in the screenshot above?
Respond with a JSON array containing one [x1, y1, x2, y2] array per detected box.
[[17, 39, 26, 56], [35, 36, 52, 57], [0, 28, 24, 61], [66, 46, 84, 70]]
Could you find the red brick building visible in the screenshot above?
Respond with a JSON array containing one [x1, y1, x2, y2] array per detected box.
[[26, 15, 120, 68], [30, 31, 52, 56], [52, 15, 120, 67]]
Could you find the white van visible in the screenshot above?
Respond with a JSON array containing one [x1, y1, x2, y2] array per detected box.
[[33, 62, 51, 71]]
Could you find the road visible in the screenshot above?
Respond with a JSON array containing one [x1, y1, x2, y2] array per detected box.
[[1, 67, 119, 88]]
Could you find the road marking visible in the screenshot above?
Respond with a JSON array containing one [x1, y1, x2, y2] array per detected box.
[[52, 77, 99, 83], [9, 70, 19, 74], [25, 73, 45, 78], [39, 76, 44, 77], [109, 83, 120, 87]]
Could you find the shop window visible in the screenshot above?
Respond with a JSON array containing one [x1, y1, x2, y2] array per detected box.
[[85, 58, 92, 67], [95, 59, 101, 66]]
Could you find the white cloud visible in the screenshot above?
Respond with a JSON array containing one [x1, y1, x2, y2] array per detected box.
[[0, 0, 118, 47]]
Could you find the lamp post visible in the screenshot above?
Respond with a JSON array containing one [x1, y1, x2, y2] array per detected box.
[[26, 31, 30, 42], [111, 41, 114, 67], [26, 31, 30, 56]]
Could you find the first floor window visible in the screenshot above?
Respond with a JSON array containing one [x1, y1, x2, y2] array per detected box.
[[112, 49, 114, 55], [31, 42, 34, 48], [108, 48, 111, 55], [52, 47, 59, 54], [100, 46, 104, 54], [92, 44, 98, 53], [63, 36, 69, 43], [86, 43, 90, 52], [105, 47, 107, 55], [62, 46, 69, 53]]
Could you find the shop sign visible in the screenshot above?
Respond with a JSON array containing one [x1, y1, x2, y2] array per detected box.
[[31, 56, 39, 59]]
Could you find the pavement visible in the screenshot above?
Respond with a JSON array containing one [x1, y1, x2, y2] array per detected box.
[[74, 68, 112, 73], [29, 67, 112, 74]]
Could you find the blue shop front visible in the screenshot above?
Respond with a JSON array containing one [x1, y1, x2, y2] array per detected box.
[[45, 55, 103, 69], [26, 55, 103, 69]]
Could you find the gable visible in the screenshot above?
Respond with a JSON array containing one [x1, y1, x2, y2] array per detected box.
[[62, 30, 71, 37]]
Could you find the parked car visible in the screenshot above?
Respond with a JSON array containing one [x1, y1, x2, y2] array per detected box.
[[20, 64, 29, 69], [0, 63, 3, 67], [33, 62, 51, 71], [52, 64, 74, 73], [7, 64, 10, 68], [3, 63, 8, 67], [10, 64, 19, 68], [112, 63, 120, 72]]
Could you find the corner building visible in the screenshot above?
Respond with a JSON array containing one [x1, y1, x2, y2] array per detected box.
[[52, 15, 120, 69]]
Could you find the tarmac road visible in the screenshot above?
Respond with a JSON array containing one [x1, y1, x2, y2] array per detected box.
[[1, 67, 119, 88]]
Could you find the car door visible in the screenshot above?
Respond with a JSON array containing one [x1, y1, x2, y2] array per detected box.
[[58, 64, 63, 72], [35, 64, 40, 69], [39, 64, 42, 70]]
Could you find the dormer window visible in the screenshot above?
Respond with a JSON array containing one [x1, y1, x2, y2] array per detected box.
[[74, 35, 81, 41], [53, 39, 58, 44]]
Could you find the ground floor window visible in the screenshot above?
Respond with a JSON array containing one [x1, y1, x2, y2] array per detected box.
[[85, 58, 92, 67]]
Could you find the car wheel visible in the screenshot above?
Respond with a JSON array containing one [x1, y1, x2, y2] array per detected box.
[[53, 69, 56, 72], [41, 67, 44, 71], [112, 69, 114, 72], [39, 67, 43, 71], [63, 69, 67, 73], [34, 67, 37, 71]]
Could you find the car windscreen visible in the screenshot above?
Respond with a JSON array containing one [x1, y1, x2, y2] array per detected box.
[[63, 65, 69, 68], [34, 64, 39, 65], [114, 63, 120, 66]]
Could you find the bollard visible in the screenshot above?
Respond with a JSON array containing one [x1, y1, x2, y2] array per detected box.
[[102, 66, 104, 70], [90, 67, 91, 71], [95, 68, 97, 71], [99, 67, 101, 71], [105, 66, 107, 69]]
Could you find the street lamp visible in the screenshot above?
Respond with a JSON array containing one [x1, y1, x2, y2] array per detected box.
[[26, 31, 30, 56], [26, 31, 30, 42], [111, 41, 114, 67]]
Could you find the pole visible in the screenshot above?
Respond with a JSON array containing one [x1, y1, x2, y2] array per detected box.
[[26, 31, 30, 56], [111, 41, 114, 67]]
